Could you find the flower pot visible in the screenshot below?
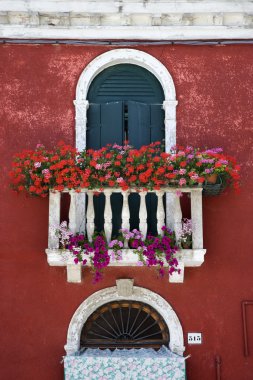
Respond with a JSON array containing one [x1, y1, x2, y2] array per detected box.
[[168, 179, 178, 187], [203, 175, 223, 196], [181, 242, 192, 249], [206, 173, 218, 184]]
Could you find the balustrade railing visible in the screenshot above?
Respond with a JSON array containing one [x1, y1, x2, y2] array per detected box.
[[45, 187, 206, 283]]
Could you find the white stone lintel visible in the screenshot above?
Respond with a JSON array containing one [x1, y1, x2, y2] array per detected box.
[[1, 2, 253, 14], [1, 25, 253, 41]]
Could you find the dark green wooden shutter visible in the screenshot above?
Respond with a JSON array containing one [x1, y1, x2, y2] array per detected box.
[[150, 104, 165, 142], [87, 101, 124, 235], [128, 101, 150, 148], [87, 101, 124, 148], [127, 101, 164, 234], [87, 103, 101, 150], [101, 102, 124, 145], [128, 102, 164, 147]]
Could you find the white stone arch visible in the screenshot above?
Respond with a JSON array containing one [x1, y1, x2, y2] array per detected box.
[[74, 48, 178, 152], [65, 282, 185, 356]]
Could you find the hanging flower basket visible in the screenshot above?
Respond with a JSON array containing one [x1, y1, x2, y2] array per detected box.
[[203, 175, 224, 196]]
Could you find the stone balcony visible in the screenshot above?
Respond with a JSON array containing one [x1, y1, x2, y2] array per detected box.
[[45, 187, 206, 283]]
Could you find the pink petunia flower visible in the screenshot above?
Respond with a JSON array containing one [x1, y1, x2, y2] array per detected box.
[[179, 178, 186, 186]]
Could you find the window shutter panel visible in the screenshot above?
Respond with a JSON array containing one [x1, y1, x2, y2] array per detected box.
[[128, 101, 150, 148], [101, 102, 124, 236], [127, 101, 163, 234], [87, 102, 124, 149], [128, 101, 148, 230], [87, 102, 124, 235], [101, 102, 124, 146], [87, 103, 101, 150], [148, 105, 165, 235], [150, 104, 165, 143]]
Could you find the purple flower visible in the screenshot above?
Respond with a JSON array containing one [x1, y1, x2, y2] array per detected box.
[[67, 224, 180, 282], [204, 148, 223, 154]]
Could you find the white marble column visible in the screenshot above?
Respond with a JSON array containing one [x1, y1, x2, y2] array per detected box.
[[122, 191, 130, 247], [48, 191, 61, 249], [86, 191, 95, 242], [166, 191, 182, 242], [156, 190, 165, 235], [104, 189, 113, 243], [191, 189, 203, 249], [139, 192, 147, 239]]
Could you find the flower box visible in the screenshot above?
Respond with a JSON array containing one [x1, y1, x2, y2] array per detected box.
[[45, 248, 206, 284]]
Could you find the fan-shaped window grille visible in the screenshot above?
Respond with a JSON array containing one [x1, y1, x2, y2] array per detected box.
[[80, 301, 169, 350]]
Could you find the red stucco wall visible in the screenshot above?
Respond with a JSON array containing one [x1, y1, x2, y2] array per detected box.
[[1, 44, 253, 380]]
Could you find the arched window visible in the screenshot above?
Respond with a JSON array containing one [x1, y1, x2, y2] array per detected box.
[[80, 300, 169, 350], [65, 282, 185, 356], [74, 49, 177, 153], [73, 49, 178, 239], [87, 64, 164, 149], [86, 63, 165, 235]]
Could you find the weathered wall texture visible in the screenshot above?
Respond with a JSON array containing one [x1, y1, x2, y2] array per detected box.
[[1, 44, 253, 380], [1, 1, 253, 39], [1, 0, 253, 28]]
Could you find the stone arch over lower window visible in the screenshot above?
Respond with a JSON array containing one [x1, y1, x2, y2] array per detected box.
[[65, 280, 185, 356]]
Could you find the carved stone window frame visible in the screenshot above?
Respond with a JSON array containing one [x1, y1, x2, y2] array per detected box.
[[65, 280, 185, 356]]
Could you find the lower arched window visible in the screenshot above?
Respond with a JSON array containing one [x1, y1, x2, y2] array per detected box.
[[80, 300, 169, 350]]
